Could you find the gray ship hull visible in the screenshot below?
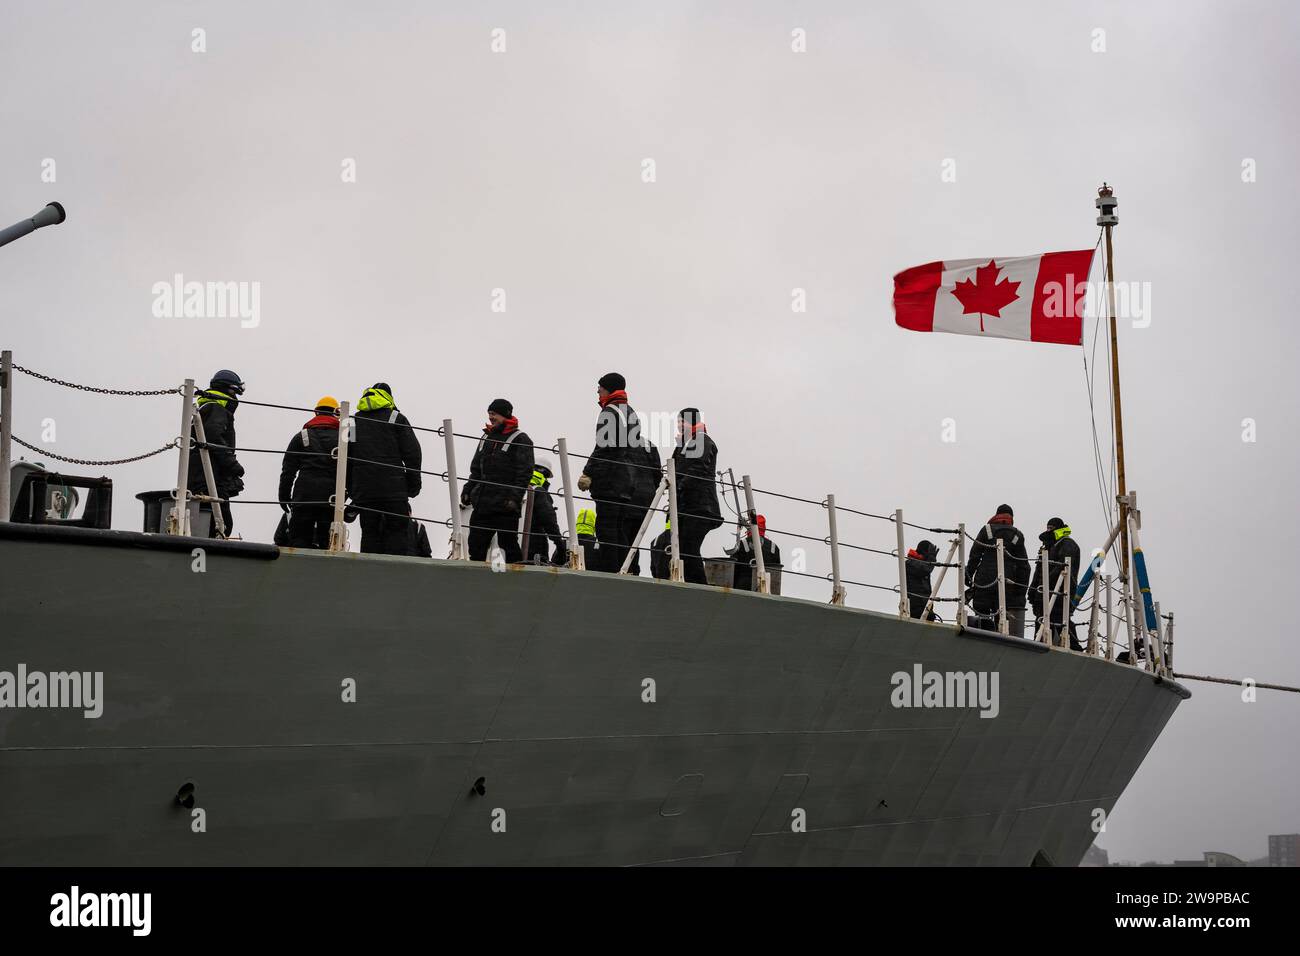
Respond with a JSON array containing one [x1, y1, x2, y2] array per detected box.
[[0, 524, 1186, 866]]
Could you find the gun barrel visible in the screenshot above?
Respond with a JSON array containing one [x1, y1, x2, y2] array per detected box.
[[0, 202, 66, 250]]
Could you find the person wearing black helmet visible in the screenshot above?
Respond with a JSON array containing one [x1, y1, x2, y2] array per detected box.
[[906, 539, 941, 621], [188, 369, 246, 537], [524, 461, 566, 565], [351, 382, 423, 555], [1030, 517, 1083, 650]]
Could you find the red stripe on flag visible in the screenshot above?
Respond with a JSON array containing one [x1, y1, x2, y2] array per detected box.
[[893, 261, 943, 332], [1030, 249, 1096, 345]]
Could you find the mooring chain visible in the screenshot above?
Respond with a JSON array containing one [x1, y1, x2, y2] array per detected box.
[[11, 434, 178, 466], [11, 363, 181, 397]]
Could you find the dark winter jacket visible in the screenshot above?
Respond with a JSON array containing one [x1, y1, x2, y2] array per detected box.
[[350, 390, 422, 504], [731, 532, 781, 591], [463, 420, 534, 515], [906, 546, 940, 621], [671, 429, 722, 526], [188, 391, 243, 498], [278, 415, 341, 506], [1030, 527, 1082, 625], [964, 515, 1030, 614], [585, 395, 659, 506], [526, 474, 566, 561]]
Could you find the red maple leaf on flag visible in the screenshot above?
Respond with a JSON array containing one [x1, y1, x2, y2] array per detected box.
[[951, 260, 1021, 332]]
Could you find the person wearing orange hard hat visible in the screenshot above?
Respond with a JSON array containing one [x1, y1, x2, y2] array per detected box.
[[277, 395, 344, 548]]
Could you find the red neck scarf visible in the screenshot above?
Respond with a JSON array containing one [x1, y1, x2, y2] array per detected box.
[[599, 389, 628, 408], [304, 414, 340, 429], [486, 416, 519, 435], [988, 513, 1013, 526], [907, 548, 922, 560]]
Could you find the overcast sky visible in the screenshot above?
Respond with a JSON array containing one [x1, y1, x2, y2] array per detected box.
[[2, 0, 1297, 864]]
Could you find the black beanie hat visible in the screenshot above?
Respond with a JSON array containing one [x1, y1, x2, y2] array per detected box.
[[598, 372, 626, 392], [917, 539, 937, 559], [1046, 517, 1065, 530], [372, 382, 392, 395], [996, 504, 1013, 517], [488, 398, 513, 417], [678, 407, 701, 424]]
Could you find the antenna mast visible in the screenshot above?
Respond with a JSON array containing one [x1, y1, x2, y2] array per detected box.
[[1096, 184, 1129, 580]]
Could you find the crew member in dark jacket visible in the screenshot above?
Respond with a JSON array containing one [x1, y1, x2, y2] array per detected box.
[[350, 382, 422, 555], [964, 504, 1030, 635], [461, 398, 534, 564], [906, 539, 941, 621], [578, 373, 660, 574], [1030, 517, 1083, 650], [524, 462, 566, 564], [188, 369, 245, 537], [277, 395, 343, 548], [671, 408, 723, 584], [731, 514, 781, 591], [650, 521, 672, 580]]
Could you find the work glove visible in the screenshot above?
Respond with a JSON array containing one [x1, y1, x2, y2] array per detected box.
[[504, 497, 520, 515], [344, 505, 359, 523], [577, 474, 592, 492], [460, 490, 472, 509], [280, 502, 291, 516]]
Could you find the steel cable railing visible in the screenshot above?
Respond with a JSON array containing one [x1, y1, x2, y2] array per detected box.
[[0, 359, 1172, 677]]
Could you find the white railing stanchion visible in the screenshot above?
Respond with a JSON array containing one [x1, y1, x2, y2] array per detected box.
[[328, 400, 351, 552], [1103, 573, 1114, 661], [620, 477, 666, 575], [923, 536, 959, 622], [1036, 550, 1051, 643], [827, 494, 847, 606], [742, 475, 768, 593], [168, 378, 196, 536], [557, 437, 584, 570], [443, 418, 466, 560], [666, 458, 684, 582], [894, 508, 907, 618], [191, 410, 226, 538], [1086, 571, 1100, 655], [1063, 557, 1072, 649], [0, 350, 12, 522], [956, 522, 968, 627], [996, 539, 1008, 635]]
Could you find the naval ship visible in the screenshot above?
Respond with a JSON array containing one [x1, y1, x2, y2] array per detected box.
[[0, 196, 1187, 867]]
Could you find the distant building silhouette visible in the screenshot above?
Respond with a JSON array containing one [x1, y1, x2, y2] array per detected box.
[[1269, 834, 1299, 867]]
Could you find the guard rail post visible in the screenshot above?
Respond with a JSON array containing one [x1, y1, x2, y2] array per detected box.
[[557, 437, 584, 570], [956, 522, 968, 627], [168, 378, 196, 535], [328, 401, 351, 552], [826, 494, 846, 606], [0, 350, 11, 521], [741, 475, 768, 594], [443, 419, 466, 560], [996, 539, 1008, 635], [666, 457, 684, 582], [894, 508, 907, 618]]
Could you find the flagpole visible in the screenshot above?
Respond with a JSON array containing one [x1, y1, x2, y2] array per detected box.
[[1096, 183, 1129, 582]]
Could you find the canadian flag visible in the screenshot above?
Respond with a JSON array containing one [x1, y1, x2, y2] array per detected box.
[[893, 249, 1096, 345]]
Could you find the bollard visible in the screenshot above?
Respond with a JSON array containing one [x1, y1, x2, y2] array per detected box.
[[827, 494, 847, 606], [443, 419, 466, 560], [557, 437, 584, 570]]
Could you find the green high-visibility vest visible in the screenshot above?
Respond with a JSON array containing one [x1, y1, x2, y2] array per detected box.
[[577, 509, 596, 537]]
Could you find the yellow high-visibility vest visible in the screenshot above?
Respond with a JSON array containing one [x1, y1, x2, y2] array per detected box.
[[577, 508, 596, 537]]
